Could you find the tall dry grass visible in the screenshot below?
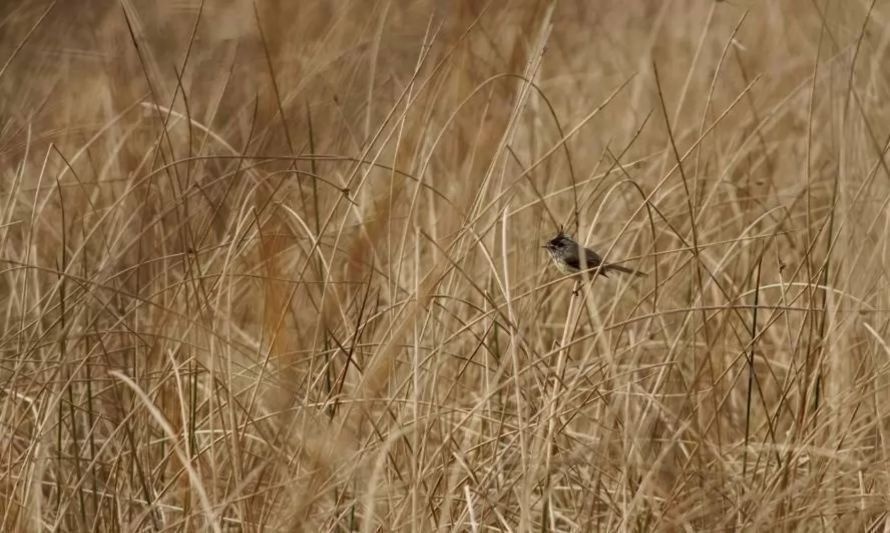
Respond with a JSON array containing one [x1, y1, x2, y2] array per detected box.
[[2, 0, 890, 530]]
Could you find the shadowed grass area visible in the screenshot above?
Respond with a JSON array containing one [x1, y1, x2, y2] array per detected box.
[[2, 0, 890, 530]]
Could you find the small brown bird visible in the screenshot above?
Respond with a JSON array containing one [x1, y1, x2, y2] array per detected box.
[[543, 232, 645, 277]]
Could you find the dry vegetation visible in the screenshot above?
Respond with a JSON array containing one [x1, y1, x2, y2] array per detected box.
[[2, 0, 890, 531]]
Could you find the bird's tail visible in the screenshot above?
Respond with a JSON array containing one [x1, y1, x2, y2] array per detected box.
[[604, 263, 647, 277]]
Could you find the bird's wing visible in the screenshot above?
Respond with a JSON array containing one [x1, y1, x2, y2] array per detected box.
[[579, 247, 603, 269]]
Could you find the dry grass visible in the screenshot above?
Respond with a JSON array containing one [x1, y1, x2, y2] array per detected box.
[[2, 0, 890, 530]]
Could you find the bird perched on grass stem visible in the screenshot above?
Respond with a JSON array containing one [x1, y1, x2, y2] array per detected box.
[[543, 231, 645, 277]]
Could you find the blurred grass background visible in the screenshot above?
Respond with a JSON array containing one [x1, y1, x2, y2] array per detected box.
[[2, 0, 890, 530]]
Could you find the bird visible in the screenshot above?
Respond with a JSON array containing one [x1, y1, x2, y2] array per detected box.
[[543, 231, 645, 277]]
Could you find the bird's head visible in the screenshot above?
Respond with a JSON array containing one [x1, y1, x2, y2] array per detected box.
[[543, 231, 573, 252]]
